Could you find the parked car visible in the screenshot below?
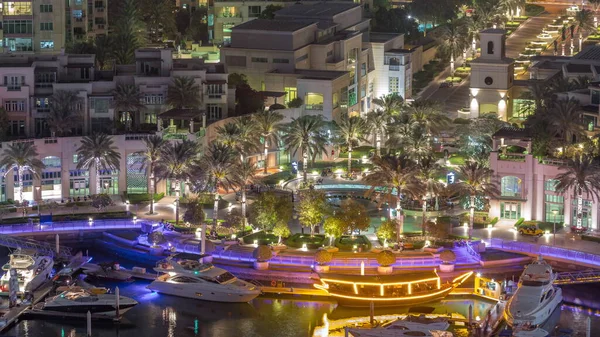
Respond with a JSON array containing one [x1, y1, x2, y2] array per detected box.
[[517, 225, 544, 236], [439, 81, 453, 88], [570, 226, 588, 234]]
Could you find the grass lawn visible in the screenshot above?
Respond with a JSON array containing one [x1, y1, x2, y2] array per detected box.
[[448, 154, 467, 165], [335, 235, 371, 252], [261, 170, 296, 185], [286, 233, 327, 249], [337, 146, 374, 159], [242, 231, 280, 245]]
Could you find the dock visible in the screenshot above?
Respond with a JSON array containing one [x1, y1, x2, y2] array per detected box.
[[0, 252, 90, 333], [260, 286, 329, 297]]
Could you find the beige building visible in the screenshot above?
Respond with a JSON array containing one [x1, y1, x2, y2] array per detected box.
[[0, 0, 108, 53]]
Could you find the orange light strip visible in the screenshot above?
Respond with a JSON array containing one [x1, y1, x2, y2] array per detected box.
[[437, 278, 441, 290], [452, 271, 474, 285], [353, 284, 358, 295], [326, 287, 452, 302], [408, 283, 412, 295], [319, 277, 440, 287], [380, 285, 384, 296]]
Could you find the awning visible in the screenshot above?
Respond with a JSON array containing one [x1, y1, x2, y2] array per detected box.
[[159, 108, 205, 119]]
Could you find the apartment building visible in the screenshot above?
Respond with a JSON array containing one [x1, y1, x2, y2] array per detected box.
[[0, 0, 108, 53], [488, 128, 599, 230], [0, 48, 231, 140]]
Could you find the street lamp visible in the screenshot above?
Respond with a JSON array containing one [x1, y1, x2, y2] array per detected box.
[[35, 186, 41, 216], [552, 209, 558, 246]]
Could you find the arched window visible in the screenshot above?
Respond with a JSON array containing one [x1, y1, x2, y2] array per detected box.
[[487, 41, 494, 54], [501, 176, 522, 197]]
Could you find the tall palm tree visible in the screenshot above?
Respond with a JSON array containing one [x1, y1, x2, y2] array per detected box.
[[134, 135, 166, 215], [0, 142, 45, 203], [373, 94, 403, 116], [155, 139, 198, 225], [418, 156, 443, 235], [363, 155, 423, 241], [167, 76, 201, 109], [366, 109, 389, 157], [555, 156, 600, 229], [201, 143, 237, 230], [112, 83, 145, 131], [575, 9, 595, 50], [548, 98, 584, 147], [232, 161, 257, 230], [48, 90, 83, 136], [405, 100, 450, 137], [436, 21, 467, 75], [282, 115, 328, 183], [252, 110, 284, 173], [335, 115, 369, 174], [453, 161, 499, 239], [215, 117, 258, 161], [76, 133, 121, 195]]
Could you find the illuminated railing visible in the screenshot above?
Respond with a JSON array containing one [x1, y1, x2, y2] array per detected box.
[[466, 242, 481, 261], [0, 219, 141, 235], [488, 238, 600, 267]]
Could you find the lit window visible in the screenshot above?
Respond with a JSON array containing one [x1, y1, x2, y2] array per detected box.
[[40, 40, 54, 49]]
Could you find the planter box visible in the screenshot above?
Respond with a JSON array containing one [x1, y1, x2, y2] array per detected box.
[[271, 244, 287, 251], [254, 261, 269, 270], [439, 263, 455, 272], [377, 266, 393, 275], [322, 246, 339, 253], [314, 265, 330, 273]]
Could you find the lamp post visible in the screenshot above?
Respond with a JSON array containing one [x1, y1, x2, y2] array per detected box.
[[35, 186, 41, 216], [552, 209, 558, 246]]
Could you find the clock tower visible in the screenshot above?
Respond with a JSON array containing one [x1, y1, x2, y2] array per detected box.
[[469, 29, 514, 121]]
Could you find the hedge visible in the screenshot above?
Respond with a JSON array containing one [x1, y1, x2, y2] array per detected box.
[[521, 220, 560, 233], [514, 218, 525, 227], [286, 233, 327, 249], [335, 235, 371, 252], [125, 192, 165, 204], [490, 217, 499, 226], [242, 231, 280, 245]]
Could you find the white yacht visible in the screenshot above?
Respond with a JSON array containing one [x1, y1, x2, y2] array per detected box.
[[505, 257, 562, 328], [39, 289, 138, 318], [0, 249, 53, 293], [347, 316, 453, 337], [147, 254, 261, 303]]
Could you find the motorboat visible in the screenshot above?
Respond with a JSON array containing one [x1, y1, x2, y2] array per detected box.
[[82, 262, 132, 281], [505, 256, 562, 328], [313, 270, 473, 307], [147, 253, 261, 303], [0, 249, 53, 293], [37, 289, 137, 318], [346, 315, 453, 337]]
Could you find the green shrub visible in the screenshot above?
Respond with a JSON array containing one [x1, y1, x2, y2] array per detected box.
[[315, 249, 333, 265], [335, 235, 371, 252], [521, 220, 559, 232], [376, 250, 396, 267], [490, 217, 499, 226], [253, 245, 273, 262], [286, 234, 327, 249], [125, 192, 165, 204], [515, 218, 525, 227], [440, 250, 457, 263], [261, 171, 296, 185], [242, 231, 279, 245]]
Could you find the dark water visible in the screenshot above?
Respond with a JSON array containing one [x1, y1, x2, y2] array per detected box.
[[4, 247, 600, 336]]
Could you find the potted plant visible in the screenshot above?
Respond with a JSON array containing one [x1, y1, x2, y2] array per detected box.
[[376, 250, 396, 275], [253, 245, 273, 270], [314, 249, 333, 272], [439, 250, 457, 272]]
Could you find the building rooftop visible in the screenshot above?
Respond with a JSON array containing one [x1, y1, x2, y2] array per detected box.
[[480, 28, 506, 35], [232, 19, 317, 32], [275, 2, 360, 18], [492, 127, 533, 140], [573, 45, 600, 60], [369, 32, 402, 43]]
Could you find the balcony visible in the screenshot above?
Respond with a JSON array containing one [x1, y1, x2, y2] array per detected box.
[[498, 153, 526, 162], [389, 65, 400, 71]]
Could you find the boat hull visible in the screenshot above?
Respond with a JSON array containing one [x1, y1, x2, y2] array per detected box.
[[505, 287, 563, 328], [332, 286, 455, 308], [43, 304, 137, 316], [147, 281, 260, 303]]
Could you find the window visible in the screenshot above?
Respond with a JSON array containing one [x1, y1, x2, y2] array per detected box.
[[4, 100, 25, 112], [348, 87, 357, 106], [273, 58, 289, 64], [3, 2, 32, 15], [94, 0, 104, 8], [4, 75, 24, 90], [327, 50, 333, 57], [500, 176, 522, 197], [91, 98, 110, 113], [545, 194, 564, 203], [5, 38, 33, 52], [42, 156, 61, 168], [305, 93, 323, 111], [3, 20, 33, 34], [545, 179, 558, 191], [296, 54, 308, 62], [251, 57, 268, 63], [333, 92, 339, 108], [40, 4, 53, 12], [72, 10, 83, 18], [40, 40, 54, 49], [36, 97, 50, 112], [487, 41, 494, 54], [8, 120, 25, 136], [40, 22, 53, 31], [225, 55, 246, 67], [207, 104, 222, 120], [248, 5, 261, 18], [143, 94, 164, 105], [284, 87, 297, 104], [361, 87, 366, 98], [389, 77, 399, 93], [35, 72, 56, 88], [80, 67, 90, 79], [72, 155, 79, 164], [206, 84, 224, 98], [361, 63, 366, 77]]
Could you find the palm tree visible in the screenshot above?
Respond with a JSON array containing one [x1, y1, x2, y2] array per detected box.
[[232, 161, 257, 230], [282, 115, 328, 183], [335, 115, 369, 174], [155, 139, 198, 225], [0, 142, 45, 203], [112, 83, 145, 131], [556, 156, 600, 229], [405, 100, 450, 137], [548, 98, 584, 148], [48, 90, 83, 136], [373, 94, 403, 116], [436, 21, 467, 75], [467, 14, 484, 58], [366, 109, 389, 157], [201, 143, 237, 230], [363, 155, 423, 241], [252, 110, 284, 173], [418, 156, 443, 235], [575, 9, 595, 50], [134, 135, 166, 215], [76, 133, 121, 196], [453, 161, 499, 239], [215, 117, 258, 161], [523, 81, 553, 111], [167, 76, 201, 109]]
